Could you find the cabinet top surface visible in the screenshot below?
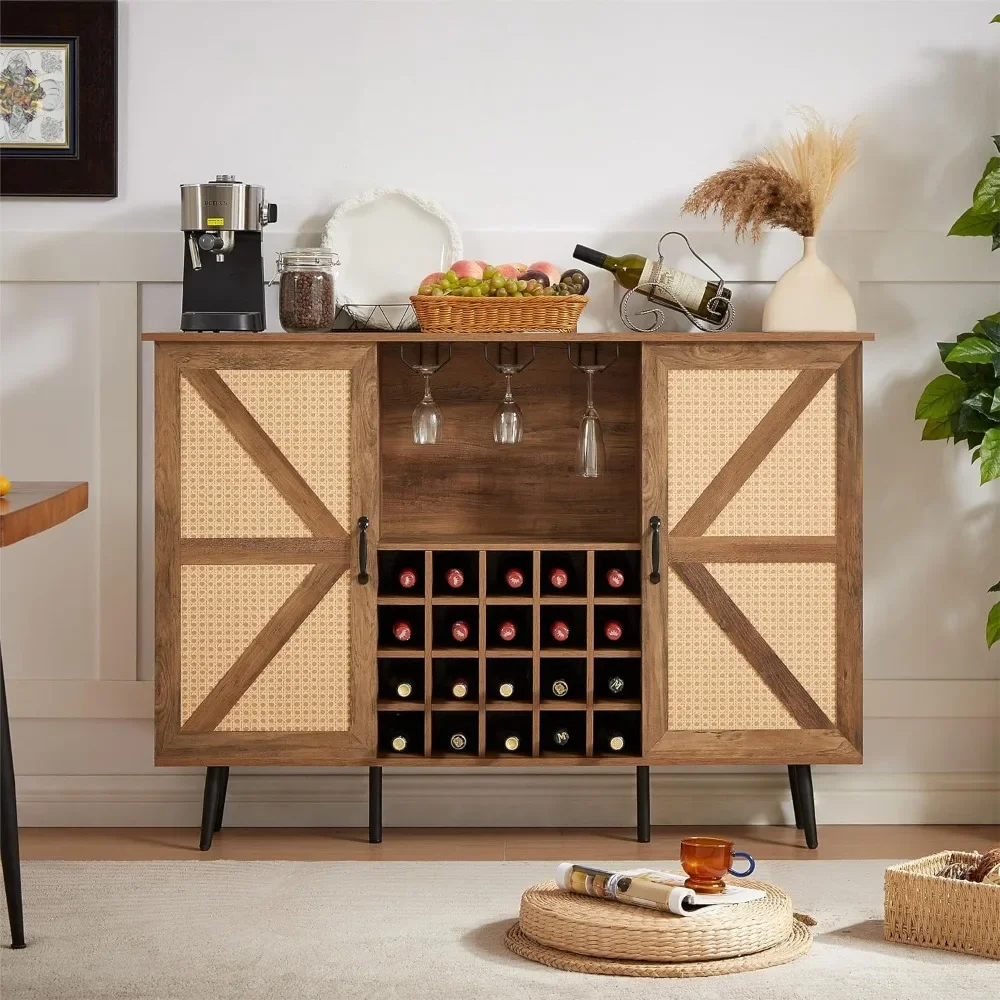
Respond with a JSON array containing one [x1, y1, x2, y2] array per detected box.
[[143, 331, 874, 344]]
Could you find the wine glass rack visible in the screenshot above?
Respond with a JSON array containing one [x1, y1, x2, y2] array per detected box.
[[376, 542, 642, 761]]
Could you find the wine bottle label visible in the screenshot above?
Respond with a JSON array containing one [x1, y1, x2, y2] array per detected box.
[[550, 620, 570, 642], [608, 734, 625, 751], [551, 679, 570, 698], [396, 681, 413, 698], [398, 568, 418, 589], [505, 568, 524, 589], [549, 567, 568, 589], [604, 620, 623, 642], [445, 568, 464, 589], [607, 675, 625, 695], [605, 568, 625, 589], [451, 680, 469, 698], [553, 729, 570, 747], [498, 681, 514, 698], [451, 620, 470, 642], [450, 732, 467, 751], [504, 735, 520, 752], [391, 735, 408, 752], [638, 259, 710, 314], [498, 621, 517, 642], [392, 621, 412, 642]]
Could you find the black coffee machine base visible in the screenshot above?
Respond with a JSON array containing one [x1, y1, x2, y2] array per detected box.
[[181, 311, 264, 332]]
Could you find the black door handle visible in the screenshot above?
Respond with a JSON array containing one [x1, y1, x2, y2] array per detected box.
[[649, 515, 661, 584], [357, 516, 370, 584]]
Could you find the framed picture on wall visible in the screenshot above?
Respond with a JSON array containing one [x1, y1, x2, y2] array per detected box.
[[0, 0, 117, 197]]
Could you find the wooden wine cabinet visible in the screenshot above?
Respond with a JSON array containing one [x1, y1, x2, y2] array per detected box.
[[147, 330, 869, 785]]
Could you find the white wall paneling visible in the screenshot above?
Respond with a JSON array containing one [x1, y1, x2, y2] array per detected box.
[[0, 1, 997, 826]]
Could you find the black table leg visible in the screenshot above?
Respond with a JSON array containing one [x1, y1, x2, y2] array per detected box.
[[368, 766, 382, 844], [0, 653, 26, 948], [788, 764, 803, 829], [790, 765, 818, 849], [199, 767, 226, 851], [213, 767, 230, 833], [636, 765, 650, 843]]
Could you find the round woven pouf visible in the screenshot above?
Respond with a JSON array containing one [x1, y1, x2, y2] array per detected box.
[[504, 879, 813, 978]]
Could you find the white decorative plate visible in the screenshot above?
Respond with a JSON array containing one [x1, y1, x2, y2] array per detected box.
[[322, 188, 462, 330]]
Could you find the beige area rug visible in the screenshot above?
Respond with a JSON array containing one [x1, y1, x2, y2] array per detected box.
[[1, 860, 996, 999]]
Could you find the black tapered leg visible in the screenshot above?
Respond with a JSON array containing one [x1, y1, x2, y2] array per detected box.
[[368, 766, 382, 844], [790, 765, 818, 849], [636, 765, 650, 843], [199, 767, 225, 851], [788, 764, 803, 829], [0, 654, 26, 948], [213, 767, 230, 833]]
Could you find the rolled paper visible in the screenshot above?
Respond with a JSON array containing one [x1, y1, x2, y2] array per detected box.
[[451, 620, 470, 642], [398, 568, 418, 589], [445, 568, 464, 589], [555, 864, 697, 916], [392, 620, 412, 642], [505, 568, 524, 589], [605, 568, 625, 589]]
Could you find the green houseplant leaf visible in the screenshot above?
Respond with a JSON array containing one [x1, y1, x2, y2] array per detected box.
[[962, 390, 1000, 420], [971, 157, 1000, 214], [921, 415, 953, 440], [945, 337, 999, 364], [947, 206, 997, 237], [988, 601, 1000, 648], [980, 427, 1000, 483], [973, 313, 1000, 344], [992, 386, 1000, 413], [915, 374, 968, 419]]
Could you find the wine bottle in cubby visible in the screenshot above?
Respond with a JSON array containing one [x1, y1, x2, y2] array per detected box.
[[378, 712, 423, 755], [594, 551, 641, 597], [432, 551, 479, 597], [594, 710, 641, 755], [432, 606, 479, 649], [550, 678, 570, 698], [552, 727, 570, 747], [487, 658, 531, 702], [486, 711, 531, 754], [486, 605, 532, 649], [595, 658, 640, 701], [540, 606, 586, 650], [377, 551, 424, 597], [487, 552, 533, 595], [541, 659, 586, 702], [595, 605, 640, 649], [449, 731, 470, 751], [432, 710, 478, 755], [379, 607, 424, 648], [540, 552, 586, 597], [379, 658, 424, 702], [432, 661, 478, 702], [542, 711, 585, 754], [451, 677, 471, 699]]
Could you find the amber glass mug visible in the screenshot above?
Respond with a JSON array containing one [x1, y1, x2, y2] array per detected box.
[[680, 837, 756, 894]]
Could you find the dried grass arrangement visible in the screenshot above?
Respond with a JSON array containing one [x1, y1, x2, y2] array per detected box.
[[683, 109, 859, 241]]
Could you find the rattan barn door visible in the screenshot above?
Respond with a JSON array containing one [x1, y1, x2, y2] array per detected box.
[[640, 342, 862, 764], [154, 344, 379, 766]]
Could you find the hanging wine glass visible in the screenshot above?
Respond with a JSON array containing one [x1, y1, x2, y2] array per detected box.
[[400, 343, 451, 446], [484, 343, 535, 446], [567, 343, 619, 478]]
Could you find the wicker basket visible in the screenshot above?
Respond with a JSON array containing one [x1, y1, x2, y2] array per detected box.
[[410, 294, 587, 334], [884, 852, 1000, 960]]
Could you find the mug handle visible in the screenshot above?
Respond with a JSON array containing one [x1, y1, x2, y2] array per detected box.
[[729, 851, 755, 877]]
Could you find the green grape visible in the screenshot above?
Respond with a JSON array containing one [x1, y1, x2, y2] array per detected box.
[[512, 290, 523, 297], [470, 285, 482, 296], [431, 287, 444, 296], [505, 280, 518, 294], [491, 274, 505, 289], [444, 270, 458, 284], [517, 279, 527, 291], [418, 284, 433, 295], [483, 265, 495, 279], [496, 287, 508, 296]]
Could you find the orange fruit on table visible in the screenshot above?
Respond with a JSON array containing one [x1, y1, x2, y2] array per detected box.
[[0, 476, 10, 497]]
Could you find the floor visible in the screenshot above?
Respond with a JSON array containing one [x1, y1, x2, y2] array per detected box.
[[18, 824, 999, 861]]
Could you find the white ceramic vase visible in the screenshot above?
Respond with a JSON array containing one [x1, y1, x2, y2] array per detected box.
[[761, 236, 856, 332]]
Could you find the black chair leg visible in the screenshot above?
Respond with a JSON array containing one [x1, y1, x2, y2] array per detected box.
[[199, 767, 225, 852], [0, 654, 26, 948], [636, 765, 650, 843], [790, 765, 818, 849], [788, 764, 803, 829], [213, 767, 230, 833], [368, 766, 382, 844]]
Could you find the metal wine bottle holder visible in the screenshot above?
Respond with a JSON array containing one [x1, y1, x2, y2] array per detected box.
[[619, 231, 735, 334]]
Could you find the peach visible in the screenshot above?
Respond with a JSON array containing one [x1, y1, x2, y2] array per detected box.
[[494, 263, 520, 280], [450, 259, 484, 280], [528, 261, 561, 286], [512, 262, 528, 275], [420, 271, 444, 287], [474, 259, 490, 270]]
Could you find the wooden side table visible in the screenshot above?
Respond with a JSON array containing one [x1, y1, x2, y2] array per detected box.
[[1, 482, 88, 949]]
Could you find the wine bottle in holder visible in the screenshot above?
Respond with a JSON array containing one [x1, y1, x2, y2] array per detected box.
[[548, 566, 568, 590], [603, 619, 623, 642], [389, 733, 408, 753], [398, 566, 418, 590], [598, 728, 626, 752], [498, 620, 517, 642], [551, 678, 570, 698], [450, 619, 471, 643], [451, 677, 470, 699], [449, 731, 468, 751], [500, 731, 521, 753], [605, 567, 625, 589], [504, 567, 525, 590], [607, 674, 626, 697], [392, 676, 415, 699], [551, 727, 571, 748], [392, 620, 413, 643], [550, 620, 570, 643], [445, 567, 464, 589]]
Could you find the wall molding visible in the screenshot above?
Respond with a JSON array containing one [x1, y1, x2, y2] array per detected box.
[[15, 770, 999, 828]]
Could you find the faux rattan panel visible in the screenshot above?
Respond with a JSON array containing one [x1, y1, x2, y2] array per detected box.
[[180, 565, 309, 725], [220, 369, 352, 528], [180, 377, 309, 538], [708, 378, 835, 536], [223, 572, 351, 732], [667, 563, 836, 730]]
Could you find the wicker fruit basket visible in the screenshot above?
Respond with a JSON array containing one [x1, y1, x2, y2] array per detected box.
[[884, 852, 1000, 960], [410, 294, 587, 335]]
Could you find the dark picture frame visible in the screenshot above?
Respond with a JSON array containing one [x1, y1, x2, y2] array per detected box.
[[1, 0, 117, 197]]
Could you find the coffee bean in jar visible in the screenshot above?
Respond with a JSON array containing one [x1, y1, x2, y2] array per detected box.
[[274, 249, 339, 332]]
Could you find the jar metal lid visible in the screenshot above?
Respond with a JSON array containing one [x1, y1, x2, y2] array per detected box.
[[275, 248, 340, 270]]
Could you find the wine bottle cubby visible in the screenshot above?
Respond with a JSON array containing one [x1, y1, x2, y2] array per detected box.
[[376, 543, 642, 760]]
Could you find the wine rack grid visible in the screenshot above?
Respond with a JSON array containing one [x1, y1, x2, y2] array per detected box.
[[376, 543, 642, 760]]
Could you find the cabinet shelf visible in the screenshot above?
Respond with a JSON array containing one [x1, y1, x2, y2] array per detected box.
[[377, 700, 424, 712]]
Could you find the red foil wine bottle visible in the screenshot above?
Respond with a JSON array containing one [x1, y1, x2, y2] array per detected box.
[[505, 567, 524, 589], [392, 620, 413, 642], [445, 567, 464, 589], [498, 620, 517, 642], [603, 620, 623, 642], [548, 567, 568, 589], [605, 567, 625, 589], [398, 567, 418, 589], [450, 619, 470, 643], [550, 620, 570, 643]]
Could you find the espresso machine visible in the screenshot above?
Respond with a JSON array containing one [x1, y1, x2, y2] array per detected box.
[[180, 175, 277, 331]]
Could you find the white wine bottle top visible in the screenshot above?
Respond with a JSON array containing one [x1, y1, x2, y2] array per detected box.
[[498, 681, 514, 698], [608, 734, 625, 752], [449, 732, 468, 751], [396, 681, 413, 698], [451, 679, 469, 698], [551, 678, 569, 698], [504, 734, 520, 752], [391, 735, 408, 752]]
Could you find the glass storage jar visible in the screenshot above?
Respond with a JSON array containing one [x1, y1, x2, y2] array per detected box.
[[274, 248, 339, 332]]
